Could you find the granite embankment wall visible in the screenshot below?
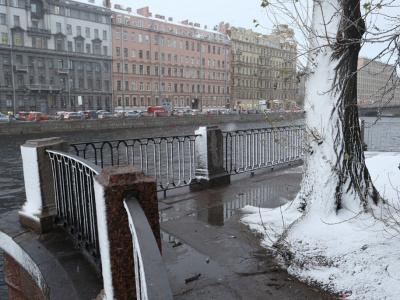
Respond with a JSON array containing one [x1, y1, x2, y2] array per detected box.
[[0, 113, 303, 136]]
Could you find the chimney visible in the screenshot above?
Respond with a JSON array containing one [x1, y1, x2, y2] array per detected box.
[[181, 20, 188, 25], [127, 7, 131, 12], [194, 23, 200, 28], [189, 22, 193, 26], [105, 0, 111, 8], [168, 17, 173, 22], [114, 4, 121, 9], [137, 6, 150, 17], [204, 25, 207, 30]]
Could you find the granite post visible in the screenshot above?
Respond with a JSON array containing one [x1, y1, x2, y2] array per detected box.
[[19, 137, 68, 233]]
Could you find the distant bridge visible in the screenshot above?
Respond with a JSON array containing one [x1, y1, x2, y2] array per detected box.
[[358, 103, 400, 117]]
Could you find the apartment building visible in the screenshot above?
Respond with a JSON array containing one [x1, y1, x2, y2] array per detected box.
[[111, 6, 232, 111], [228, 25, 297, 110], [357, 57, 399, 105], [0, 0, 113, 115]]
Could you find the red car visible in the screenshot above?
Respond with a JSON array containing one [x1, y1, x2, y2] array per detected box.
[[27, 112, 55, 121], [16, 112, 31, 121]]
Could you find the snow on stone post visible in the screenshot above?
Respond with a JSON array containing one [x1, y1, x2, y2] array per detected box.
[[194, 126, 230, 188], [93, 165, 160, 300], [19, 137, 68, 233]]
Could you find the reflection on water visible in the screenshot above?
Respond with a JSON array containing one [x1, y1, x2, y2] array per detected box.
[[194, 183, 289, 226]]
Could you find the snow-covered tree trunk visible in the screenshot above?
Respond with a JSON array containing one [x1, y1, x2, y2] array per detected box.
[[290, 0, 379, 219]]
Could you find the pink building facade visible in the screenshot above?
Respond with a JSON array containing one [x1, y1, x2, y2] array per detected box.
[[111, 6, 231, 111]]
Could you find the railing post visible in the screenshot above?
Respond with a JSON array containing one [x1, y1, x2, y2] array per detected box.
[[194, 126, 230, 188], [19, 137, 68, 233], [93, 165, 161, 300]]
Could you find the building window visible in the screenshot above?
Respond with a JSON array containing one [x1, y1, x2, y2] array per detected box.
[[94, 29, 98, 39], [138, 33, 142, 43], [131, 32, 135, 41], [94, 44, 100, 55], [14, 15, 20, 26], [35, 37, 44, 48], [85, 27, 90, 37], [56, 22, 62, 33], [1, 33, 8, 44], [115, 29, 120, 39], [103, 30, 107, 40], [67, 24, 72, 34], [13, 33, 21, 45], [0, 14, 7, 25], [116, 47, 120, 56]]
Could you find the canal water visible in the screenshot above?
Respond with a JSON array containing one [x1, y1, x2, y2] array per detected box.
[[0, 116, 395, 297]]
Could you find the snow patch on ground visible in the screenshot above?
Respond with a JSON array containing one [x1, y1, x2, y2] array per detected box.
[[241, 152, 400, 299]]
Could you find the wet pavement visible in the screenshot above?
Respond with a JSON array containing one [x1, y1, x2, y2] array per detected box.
[[159, 162, 338, 299]]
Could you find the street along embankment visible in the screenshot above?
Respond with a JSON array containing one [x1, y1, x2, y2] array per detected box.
[[0, 113, 303, 136]]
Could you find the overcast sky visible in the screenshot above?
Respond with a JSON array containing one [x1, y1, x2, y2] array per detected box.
[[113, 0, 395, 64]]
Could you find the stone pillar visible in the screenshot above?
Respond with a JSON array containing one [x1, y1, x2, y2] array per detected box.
[[93, 165, 160, 300], [194, 126, 230, 188], [19, 137, 68, 233]]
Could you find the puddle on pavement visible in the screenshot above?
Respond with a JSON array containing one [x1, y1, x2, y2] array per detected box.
[[160, 183, 294, 227], [193, 183, 294, 226]]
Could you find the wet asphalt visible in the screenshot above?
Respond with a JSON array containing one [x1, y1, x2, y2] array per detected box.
[[158, 161, 338, 300]]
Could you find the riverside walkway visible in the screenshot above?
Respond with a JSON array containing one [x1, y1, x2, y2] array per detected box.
[[159, 161, 336, 299]]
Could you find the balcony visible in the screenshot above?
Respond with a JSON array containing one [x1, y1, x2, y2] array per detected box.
[[14, 65, 29, 72], [56, 68, 69, 74], [27, 27, 51, 35], [25, 84, 62, 93]]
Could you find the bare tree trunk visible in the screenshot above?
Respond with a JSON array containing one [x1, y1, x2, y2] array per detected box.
[[292, 0, 379, 217], [331, 0, 379, 210]]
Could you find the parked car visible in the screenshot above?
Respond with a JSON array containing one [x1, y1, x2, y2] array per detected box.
[[16, 112, 31, 121], [98, 111, 117, 119], [206, 109, 221, 115], [64, 112, 84, 120], [220, 109, 230, 115], [0, 112, 12, 122], [172, 110, 184, 116], [54, 111, 67, 120], [125, 111, 142, 118], [82, 110, 98, 119], [27, 112, 55, 121]]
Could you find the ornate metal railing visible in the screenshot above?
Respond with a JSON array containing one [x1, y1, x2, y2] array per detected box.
[[69, 135, 199, 192], [223, 125, 304, 174], [124, 196, 173, 300], [47, 149, 102, 268]]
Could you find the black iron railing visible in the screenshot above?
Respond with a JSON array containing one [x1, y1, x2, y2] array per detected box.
[[47, 149, 102, 268], [69, 135, 199, 192], [223, 125, 304, 174]]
